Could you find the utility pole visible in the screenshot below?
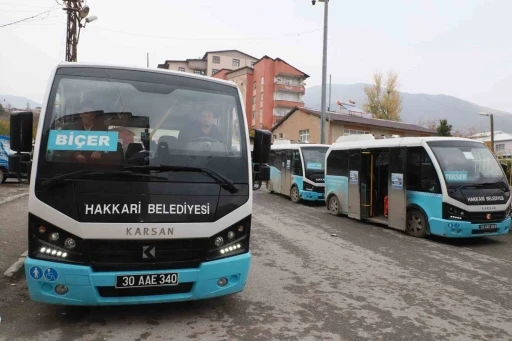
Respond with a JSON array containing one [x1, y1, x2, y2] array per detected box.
[[63, 0, 97, 62], [147, 53, 150, 67], [319, 0, 329, 144]]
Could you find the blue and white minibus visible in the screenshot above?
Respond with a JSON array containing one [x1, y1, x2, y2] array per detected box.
[[8, 62, 271, 306], [268, 140, 330, 202], [325, 135, 511, 238]]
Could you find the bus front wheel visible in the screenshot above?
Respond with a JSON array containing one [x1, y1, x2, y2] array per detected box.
[[406, 209, 427, 238], [328, 195, 341, 216], [290, 186, 300, 203], [0, 168, 6, 184]]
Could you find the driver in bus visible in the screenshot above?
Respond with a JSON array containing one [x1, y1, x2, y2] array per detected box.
[[180, 109, 224, 145]]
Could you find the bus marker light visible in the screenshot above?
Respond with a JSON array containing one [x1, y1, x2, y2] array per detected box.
[[237, 226, 244, 232], [64, 238, 76, 249], [55, 285, 68, 295], [38, 226, 46, 234], [62, 252, 68, 258], [40, 247, 46, 253], [217, 278, 228, 287], [46, 249, 52, 254], [215, 237, 224, 247]]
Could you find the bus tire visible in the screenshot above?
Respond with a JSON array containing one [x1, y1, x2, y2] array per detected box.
[[268, 181, 274, 194], [290, 185, 300, 203], [406, 209, 428, 238], [0, 168, 6, 184], [328, 195, 341, 216]]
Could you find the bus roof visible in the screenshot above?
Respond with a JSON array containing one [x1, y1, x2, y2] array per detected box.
[[271, 142, 330, 150], [328, 136, 484, 151], [54, 62, 239, 89]]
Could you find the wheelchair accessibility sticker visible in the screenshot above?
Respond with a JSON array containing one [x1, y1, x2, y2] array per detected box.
[[29, 266, 59, 282], [447, 222, 460, 228]]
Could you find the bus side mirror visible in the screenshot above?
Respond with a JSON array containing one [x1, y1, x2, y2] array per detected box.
[[9, 111, 33, 176], [252, 129, 271, 164], [10, 111, 33, 153]]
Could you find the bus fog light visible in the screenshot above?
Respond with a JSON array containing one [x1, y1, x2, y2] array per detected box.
[[214, 237, 224, 247], [64, 238, 76, 249], [49, 233, 60, 241], [217, 278, 228, 287], [55, 285, 68, 295]]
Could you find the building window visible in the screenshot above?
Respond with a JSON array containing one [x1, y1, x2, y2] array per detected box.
[[299, 129, 310, 142], [279, 133, 283, 139], [233, 59, 240, 67], [213, 56, 220, 64], [261, 77, 264, 85], [212, 69, 219, 75], [251, 62, 255, 67], [252, 111, 255, 119], [496, 144, 505, 151], [193, 69, 205, 75], [252, 96, 256, 104], [343, 129, 369, 136], [260, 108, 263, 119], [178, 67, 185, 72], [253, 81, 256, 89]]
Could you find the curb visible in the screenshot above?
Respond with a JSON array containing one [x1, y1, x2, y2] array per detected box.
[[0, 192, 29, 206], [3, 251, 28, 278]]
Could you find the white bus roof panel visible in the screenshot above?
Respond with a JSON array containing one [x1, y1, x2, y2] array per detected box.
[[328, 136, 483, 151]]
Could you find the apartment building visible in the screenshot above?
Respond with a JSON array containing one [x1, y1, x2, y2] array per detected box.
[[157, 50, 259, 76], [213, 55, 309, 130]]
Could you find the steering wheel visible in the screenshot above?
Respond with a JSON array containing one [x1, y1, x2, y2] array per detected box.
[[187, 136, 222, 144]]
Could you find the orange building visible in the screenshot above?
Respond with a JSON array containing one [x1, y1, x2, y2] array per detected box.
[[213, 56, 309, 130]]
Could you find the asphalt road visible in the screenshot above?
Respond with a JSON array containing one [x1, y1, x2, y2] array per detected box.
[[1, 190, 512, 341]]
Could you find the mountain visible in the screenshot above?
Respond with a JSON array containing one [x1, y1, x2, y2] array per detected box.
[[304, 84, 512, 134], [0, 94, 41, 110]]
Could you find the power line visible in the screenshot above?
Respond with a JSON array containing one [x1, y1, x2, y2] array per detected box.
[[0, 2, 55, 8], [87, 26, 323, 42], [0, 8, 58, 28]]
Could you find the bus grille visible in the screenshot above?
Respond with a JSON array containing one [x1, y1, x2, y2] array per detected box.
[[87, 239, 208, 272], [464, 211, 507, 224], [97, 283, 194, 297]]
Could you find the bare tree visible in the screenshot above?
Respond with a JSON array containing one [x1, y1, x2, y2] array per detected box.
[[363, 71, 403, 121]]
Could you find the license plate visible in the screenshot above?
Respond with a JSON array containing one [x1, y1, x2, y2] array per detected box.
[[479, 224, 498, 231], [115, 273, 179, 288]]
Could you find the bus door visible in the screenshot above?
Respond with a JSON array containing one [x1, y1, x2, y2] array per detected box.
[[388, 147, 407, 231], [348, 150, 361, 220], [360, 151, 373, 220], [284, 150, 293, 193], [274, 151, 283, 194]]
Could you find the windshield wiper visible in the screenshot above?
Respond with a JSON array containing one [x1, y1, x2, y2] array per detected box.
[[41, 170, 167, 189], [451, 181, 509, 193], [124, 164, 239, 193]]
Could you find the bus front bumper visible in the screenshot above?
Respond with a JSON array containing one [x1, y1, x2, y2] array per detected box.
[[24, 253, 251, 306], [429, 217, 511, 237], [300, 190, 325, 201]]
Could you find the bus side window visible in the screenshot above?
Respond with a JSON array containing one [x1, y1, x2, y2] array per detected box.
[[275, 151, 283, 171], [407, 147, 440, 193], [293, 150, 302, 176], [327, 150, 348, 176], [269, 150, 276, 167]]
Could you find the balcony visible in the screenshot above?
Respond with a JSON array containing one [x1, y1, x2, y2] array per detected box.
[[275, 83, 305, 93], [274, 99, 304, 108]]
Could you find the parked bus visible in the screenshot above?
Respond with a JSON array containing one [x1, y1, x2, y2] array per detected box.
[[325, 135, 511, 238], [268, 140, 330, 202], [8, 62, 271, 306]]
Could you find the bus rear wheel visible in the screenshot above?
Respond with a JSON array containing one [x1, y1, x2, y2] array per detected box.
[[406, 209, 427, 238], [328, 195, 340, 215], [290, 186, 300, 203]]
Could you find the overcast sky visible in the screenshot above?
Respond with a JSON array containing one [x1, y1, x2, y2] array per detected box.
[[1, 0, 511, 112]]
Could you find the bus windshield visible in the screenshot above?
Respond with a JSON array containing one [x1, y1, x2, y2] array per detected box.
[[301, 146, 328, 175], [37, 67, 247, 183], [427, 140, 506, 188]]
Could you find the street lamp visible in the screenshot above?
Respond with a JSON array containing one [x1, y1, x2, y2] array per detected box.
[[312, 0, 329, 144], [479, 111, 494, 153]]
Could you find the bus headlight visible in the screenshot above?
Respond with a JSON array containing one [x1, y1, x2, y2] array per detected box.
[[443, 203, 467, 221], [205, 216, 251, 261], [29, 214, 86, 265], [304, 182, 314, 191]]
